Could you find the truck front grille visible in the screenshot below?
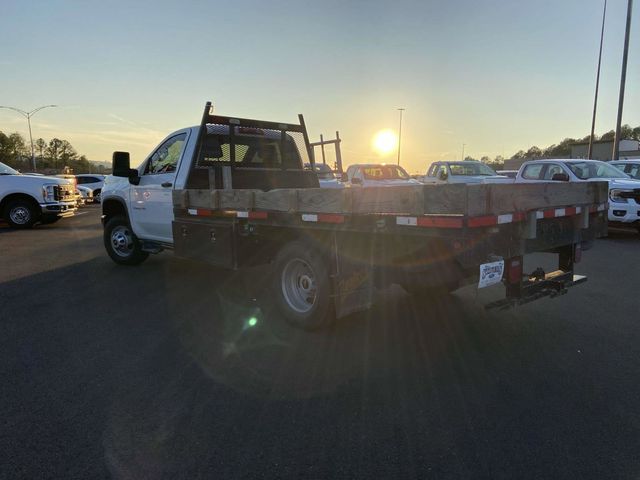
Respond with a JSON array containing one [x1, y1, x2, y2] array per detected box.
[[53, 185, 75, 202]]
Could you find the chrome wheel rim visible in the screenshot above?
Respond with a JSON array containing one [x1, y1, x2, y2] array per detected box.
[[9, 205, 31, 225], [111, 225, 134, 257], [281, 258, 317, 313]]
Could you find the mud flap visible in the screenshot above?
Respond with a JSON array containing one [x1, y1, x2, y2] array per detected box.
[[331, 233, 374, 319]]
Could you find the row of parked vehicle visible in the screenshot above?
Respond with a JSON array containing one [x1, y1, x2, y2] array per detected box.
[[306, 158, 640, 232], [0, 161, 105, 228]]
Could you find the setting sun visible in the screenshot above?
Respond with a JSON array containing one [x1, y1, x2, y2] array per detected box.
[[372, 129, 398, 155]]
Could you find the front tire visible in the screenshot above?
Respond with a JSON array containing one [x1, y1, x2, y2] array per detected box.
[[272, 241, 333, 330], [104, 215, 149, 265], [3, 199, 39, 229]]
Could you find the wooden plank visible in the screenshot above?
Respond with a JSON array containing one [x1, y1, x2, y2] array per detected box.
[[352, 185, 425, 214], [218, 190, 256, 210], [423, 184, 467, 215], [181, 181, 607, 217], [297, 188, 352, 213], [172, 189, 189, 209], [254, 189, 298, 212], [464, 182, 608, 216]]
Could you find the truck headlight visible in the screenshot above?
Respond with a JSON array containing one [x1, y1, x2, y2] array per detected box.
[[610, 189, 632, 203], [42, 184, 56, 202]]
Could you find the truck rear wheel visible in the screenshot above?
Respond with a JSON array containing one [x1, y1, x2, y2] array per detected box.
[[104, 215, 149, 266], [272, 241, 333, 330], [3, 198, 39, 229]]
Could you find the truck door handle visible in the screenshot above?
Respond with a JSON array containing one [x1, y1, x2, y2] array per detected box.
[[161, 182, 173, 188]]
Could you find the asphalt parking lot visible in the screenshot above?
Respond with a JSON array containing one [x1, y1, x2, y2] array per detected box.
[[2, 206, 640, 479]]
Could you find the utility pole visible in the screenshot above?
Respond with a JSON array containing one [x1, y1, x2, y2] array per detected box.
[[397, 108, 405, 166], [0, 105, 57, 171], [613, 0, 633, 161], [461, 143, 466, 160], [588, 0, 607, 159]]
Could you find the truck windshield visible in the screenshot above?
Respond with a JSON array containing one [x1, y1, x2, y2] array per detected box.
[[564, 161, 629, 179], [448, 162, 498, 176], [0, 162, 20, 175], [362, 165, 409, 180]]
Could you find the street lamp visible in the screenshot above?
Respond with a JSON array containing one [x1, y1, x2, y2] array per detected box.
[[612, 0, 633, 160], [397, 108, 405, 166], [0, 104, 57, 171]]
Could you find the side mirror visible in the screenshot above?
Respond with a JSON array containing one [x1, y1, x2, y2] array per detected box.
[[112, 151, 131, 177], [551, 173, 570, 182], [351, 177, 362, 185], [438, 169, 449, 181], [340, 172, 349, 182], [112, 151, 140, 185]]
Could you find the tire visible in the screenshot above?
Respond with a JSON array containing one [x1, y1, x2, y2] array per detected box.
[[272, 241, 333, 330], [40, 215, 61, 225], [103, 215, 149, 266], [3, 198, 39, 229]]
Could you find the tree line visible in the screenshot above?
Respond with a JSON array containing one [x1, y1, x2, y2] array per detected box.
[[472, 124, 640, 170], [0, 130, 97, 173]]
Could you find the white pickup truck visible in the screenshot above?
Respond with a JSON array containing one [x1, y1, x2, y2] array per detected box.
[[516, 159, 640, 232], [0, 162, 77, 228], [421, 160, 512, 184]]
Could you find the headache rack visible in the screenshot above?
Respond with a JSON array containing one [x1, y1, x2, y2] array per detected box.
[[184, 102, 319, 192]]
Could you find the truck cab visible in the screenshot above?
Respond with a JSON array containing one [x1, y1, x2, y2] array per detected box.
[[101, 116, 319, 258]]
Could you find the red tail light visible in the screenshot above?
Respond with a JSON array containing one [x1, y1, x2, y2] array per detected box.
[[507, 257, 523, 284]]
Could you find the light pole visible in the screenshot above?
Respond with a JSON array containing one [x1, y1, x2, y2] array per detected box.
[[397, 108, 405, 166], [461, 143, 466, 160], [0, 104, 57, 171], [613, 0, 633, 160], [588, 0, 607, 159]]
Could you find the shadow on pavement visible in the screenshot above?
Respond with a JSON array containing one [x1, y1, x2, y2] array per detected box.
[[3, 253, 639, 479]]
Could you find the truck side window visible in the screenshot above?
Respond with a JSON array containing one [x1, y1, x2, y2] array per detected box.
[[522, 164, 543, 180], [542, 164, 563, 180], [146, 134, 186, 175]]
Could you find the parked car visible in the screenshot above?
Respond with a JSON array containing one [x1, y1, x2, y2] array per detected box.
[[75, 174, 105, 202], [304, 163, 344, 189], [0, 161, 76, 228], [76, 185, 94, 204], [610, 160, 640, 180], [343, 163, 420, 187], [515, 159, 640, 231], [421, 160, 512, 184]]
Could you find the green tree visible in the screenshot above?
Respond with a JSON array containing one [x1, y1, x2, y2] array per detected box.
[[600, 130, 615, 141], [47, 138, 64, 170], [59, 139, 78, 166], [35, 138, 47, 163], [526, 146, 543, 158]]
